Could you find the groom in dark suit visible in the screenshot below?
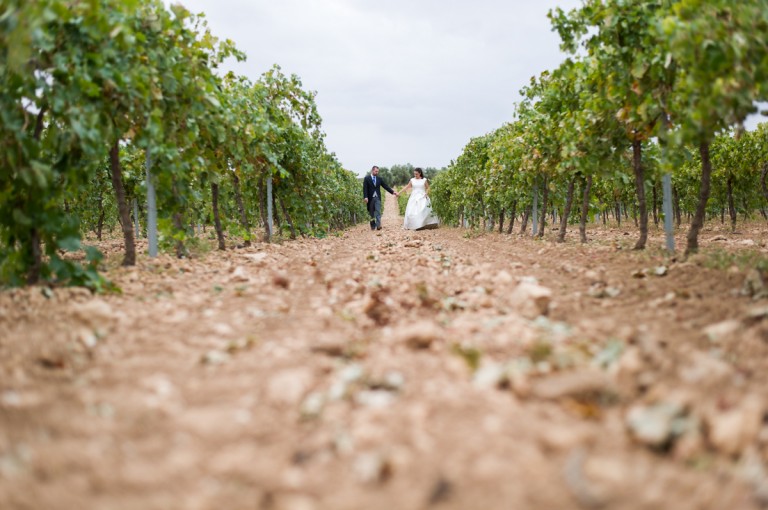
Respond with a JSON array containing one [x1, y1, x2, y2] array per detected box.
[[363, 165, 398, 230]]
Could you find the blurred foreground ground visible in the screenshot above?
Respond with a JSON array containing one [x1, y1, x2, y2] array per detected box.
[[3, 195, 768, 509]]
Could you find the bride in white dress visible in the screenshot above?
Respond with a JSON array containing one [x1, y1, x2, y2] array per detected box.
[[398, 168, 439, 230]]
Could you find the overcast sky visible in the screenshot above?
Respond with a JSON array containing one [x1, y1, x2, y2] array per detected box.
[[172, 1, 765, 176], [171, 0, 584, 175]]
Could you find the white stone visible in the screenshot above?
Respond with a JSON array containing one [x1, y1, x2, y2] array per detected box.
[[679, 351, 733, 384], [354, 390, 396, 409], [473, 364, 507, 389], [626, 402, 684, 447], [616, 347, 644, 379], [211, 322, 235, 336], [300, 392, 325, 418], [392, 321, 442, 349], [71, 299, 118, 329], [201, 350, 230, 366], [267, 368, 314, 405], [539, 425, 594, 452], [229, 266, 251, 283], [584, 270, 602, 283], [703, 320, 742, 343], [353, 452, 391, 484], [243, 252, 268, 264], [509, 282, 552, 318], [383, 371, 405, 390], [707, 396, 763, 456], [531, 370, 610, 400]]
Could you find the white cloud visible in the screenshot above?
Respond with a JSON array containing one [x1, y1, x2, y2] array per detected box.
[[745, 102, 768, 130], [170, 0, 582, 174]]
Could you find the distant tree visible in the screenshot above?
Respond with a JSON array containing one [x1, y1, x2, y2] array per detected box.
[[376, 166, 394, 183], [389, 164, 414, 186], [424, 167, 443, 180], [376, 164, 444, 187]]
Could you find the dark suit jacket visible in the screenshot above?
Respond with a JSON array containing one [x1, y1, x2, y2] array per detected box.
[[363, 174, 395, 214]]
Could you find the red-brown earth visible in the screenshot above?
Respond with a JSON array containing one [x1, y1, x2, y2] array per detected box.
[[3, 194, 768, 509]]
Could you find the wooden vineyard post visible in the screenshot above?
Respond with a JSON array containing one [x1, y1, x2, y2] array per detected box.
[[531, 181, 539, 238], [661, 119, 675, 253], [132, 198, 140, 240], [266, 174, 274, 242], [662, 173, 675, 253], [146, 149, 158, 258]]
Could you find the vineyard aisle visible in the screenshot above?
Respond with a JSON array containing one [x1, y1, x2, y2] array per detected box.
[[2, 193, 768, 509]]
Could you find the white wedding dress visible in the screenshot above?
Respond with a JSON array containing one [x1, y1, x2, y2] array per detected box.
[[403, 178, 439, 230]]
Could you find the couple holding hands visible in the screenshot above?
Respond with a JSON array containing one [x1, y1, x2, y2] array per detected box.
[[362, 165, 439, 231]]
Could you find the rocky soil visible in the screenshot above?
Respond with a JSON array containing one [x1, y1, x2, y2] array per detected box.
[[3, 194, 768, 509]]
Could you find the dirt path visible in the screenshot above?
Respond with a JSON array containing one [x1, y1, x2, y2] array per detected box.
[[2, 194, 768, 509]]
